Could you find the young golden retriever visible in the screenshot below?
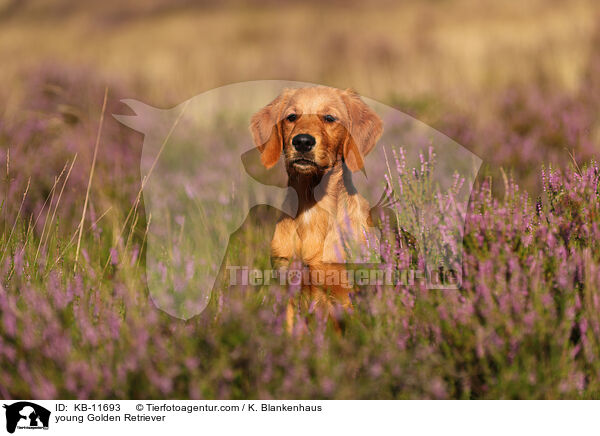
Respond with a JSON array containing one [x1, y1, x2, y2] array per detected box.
[[249, 86, 383, 330]]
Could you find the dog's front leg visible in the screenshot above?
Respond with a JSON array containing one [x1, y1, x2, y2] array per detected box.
[[270, 255, 298, 334], [270, 217, 298, 333], [271, 216, 296, 267]]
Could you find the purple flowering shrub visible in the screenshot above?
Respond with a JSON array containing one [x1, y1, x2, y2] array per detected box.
[[1, 155, 599, 399], [1, 63, 600, 399], [435, 32, 600, 196], [0, 65, 141, 233]]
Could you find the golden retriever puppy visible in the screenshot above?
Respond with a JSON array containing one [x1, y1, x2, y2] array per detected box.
[[249, 86, 383, 330]]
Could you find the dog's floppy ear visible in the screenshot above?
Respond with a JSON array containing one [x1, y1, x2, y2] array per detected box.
[[250, 89, 293, 169], [341, 89, 383, 172]]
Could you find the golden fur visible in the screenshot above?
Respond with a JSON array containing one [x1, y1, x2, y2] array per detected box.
[[249, 86, 383, 330]]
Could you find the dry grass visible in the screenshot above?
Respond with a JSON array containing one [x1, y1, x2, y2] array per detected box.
[[0, 0, 597, 112]]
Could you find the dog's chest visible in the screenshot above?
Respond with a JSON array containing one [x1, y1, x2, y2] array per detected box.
[[293, 206, 331, 261], [297, 202, 366, 263]]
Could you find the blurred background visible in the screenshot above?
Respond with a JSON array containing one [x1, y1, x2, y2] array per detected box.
[[1, 0, 599, 212]]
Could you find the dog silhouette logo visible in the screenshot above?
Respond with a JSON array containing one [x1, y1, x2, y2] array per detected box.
[[2, 402, 50, 433], [114, 80, 481, 320]]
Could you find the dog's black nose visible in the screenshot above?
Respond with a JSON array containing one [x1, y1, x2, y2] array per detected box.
[[292, 134, 316, 152]]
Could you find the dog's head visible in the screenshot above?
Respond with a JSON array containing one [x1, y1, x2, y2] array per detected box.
[[249, 87, 383, 178]]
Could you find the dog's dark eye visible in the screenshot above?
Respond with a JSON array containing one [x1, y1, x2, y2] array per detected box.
[[286, 114, 297, 122], [323, 114, 336, 123]]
